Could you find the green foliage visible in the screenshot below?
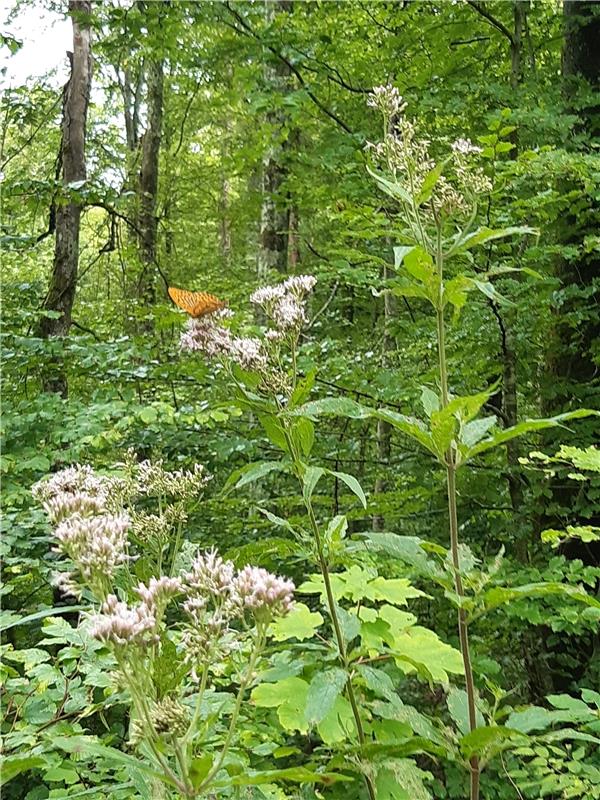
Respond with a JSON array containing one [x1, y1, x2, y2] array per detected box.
[[2, 1, 599, 799]]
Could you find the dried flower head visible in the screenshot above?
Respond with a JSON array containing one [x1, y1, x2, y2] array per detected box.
[[183, 548, 236, 602], [135, 460, 210, 499], [366, 90, 491, 219], [151, 697, 189, 737]]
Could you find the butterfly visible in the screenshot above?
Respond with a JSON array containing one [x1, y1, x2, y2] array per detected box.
[[168, 287, 227, 318]]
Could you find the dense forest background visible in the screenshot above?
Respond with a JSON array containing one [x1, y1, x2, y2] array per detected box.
[[1, 1, 599, 799]]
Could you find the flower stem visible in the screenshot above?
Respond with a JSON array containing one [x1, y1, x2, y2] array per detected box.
[[198, 630, 265, 794], [283, 427, 375, 800], [435, 224, 480, 800]]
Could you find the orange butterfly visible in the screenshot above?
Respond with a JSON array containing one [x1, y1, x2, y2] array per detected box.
[[168, 287, 227, 318]]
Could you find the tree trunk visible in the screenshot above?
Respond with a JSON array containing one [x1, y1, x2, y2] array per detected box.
[[546, 0, 600, 436], [37, 0, 92, 396], [258, 0, 293, 278], [538, 0, 600, 695], [137, 58, 164, 313]]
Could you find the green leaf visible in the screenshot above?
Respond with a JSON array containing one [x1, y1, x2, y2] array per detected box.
[[403, 246, 435, 283], [329, 469, 367, 508], [251, 677, 309, 733], [302, 466, 325, 503], [257, 508, 297, 536], [224, 461, 287, 494], [296, 397, 371, 420], [138, 406, 158, 424], [294, 417, 315, 456], [224, 767, 348, 786], [446, 687, 485, 736], [420, 387, 439, 417], [481, 582, 600, 616], [465, 410, 598, 460], [317, 695, 357, 744], [0, 605, 90, 633], [358, 664, 399, 703], [189, 754, 213, 790], [52, 736, 176, 788], [270, 603, 323, 642], [448, 225, 537, 256], [506, 706, 554, 733], [460, 416, 497, 448], [459, 725, 525, 758], [367, 165, 411, 203], [258, 414, 288, 451], [305, 667, 347, 725], [444, 275, 473, 313], [1, 755, 47, 786], [290, 369, 316, 407], [375, 759, 433, 800], [416, 160, 446, 205], [471, 279, 514, 307], [360, 532, 446, 582], [374, 409, 438, 457], [393, 245, 415, 269]]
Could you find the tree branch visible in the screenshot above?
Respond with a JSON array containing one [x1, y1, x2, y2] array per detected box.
[[466, 0, 515, 44], [222, 3, 354, 135]]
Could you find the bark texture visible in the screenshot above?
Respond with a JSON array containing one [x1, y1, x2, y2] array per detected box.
[[38, 0, 92, 396], [137, 58, 164, 310], [258, 0, 293, 277]]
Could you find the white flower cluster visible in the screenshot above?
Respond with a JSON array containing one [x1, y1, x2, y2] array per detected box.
[[366, 89, 492, 218], [250, 274, 317, 334], [33, 464, 117, 522], [451, 137, 483, 155], [367, 84, 407, 118], [134, 459, 211, 499], [89, 576, 181, 648]]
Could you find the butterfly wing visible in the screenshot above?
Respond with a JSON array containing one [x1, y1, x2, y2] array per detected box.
[[168, 287, 226, 318]]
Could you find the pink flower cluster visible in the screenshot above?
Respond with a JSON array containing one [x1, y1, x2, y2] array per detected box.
[[234, 565, 295, 621], [180, 315, 267, 371], [33, 465, 130, 594], [250, 274, 317, 334], [179, 549, 294, 675], [54, 513, 130, 583], [182, 548, 294, 622], [90, 576, 181, 648]]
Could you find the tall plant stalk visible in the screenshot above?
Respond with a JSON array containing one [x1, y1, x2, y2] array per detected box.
[[282, 422, 377, 800], [434, 221, 480, 800]]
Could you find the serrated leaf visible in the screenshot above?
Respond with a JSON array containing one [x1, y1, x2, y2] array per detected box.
[[270, 603, 323, 642]]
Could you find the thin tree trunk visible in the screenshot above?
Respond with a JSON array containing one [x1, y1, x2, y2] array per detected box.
[[219, 127, 232, 268], [137, 58, 164, 314], [258, 0, 293, 277], [38, 0, 92, 396]]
